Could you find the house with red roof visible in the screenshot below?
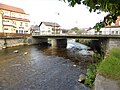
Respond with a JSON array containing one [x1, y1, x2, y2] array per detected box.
[[0, 3, 30, 34]]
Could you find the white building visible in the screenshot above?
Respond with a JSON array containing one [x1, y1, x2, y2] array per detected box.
[[86, 16, 120, 35], [39, 21, 62, 35], [86, 26, 120, 35]]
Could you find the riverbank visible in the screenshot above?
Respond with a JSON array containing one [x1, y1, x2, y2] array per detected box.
[[0, 37, 31, 50], [94, 48, 120, 90]]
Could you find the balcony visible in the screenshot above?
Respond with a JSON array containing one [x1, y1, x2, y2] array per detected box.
[[3, 22, 17, 28]]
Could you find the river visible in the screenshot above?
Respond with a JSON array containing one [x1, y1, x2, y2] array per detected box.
[[0, 40, 91, 90]]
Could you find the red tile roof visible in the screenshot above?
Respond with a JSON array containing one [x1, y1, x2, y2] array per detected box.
[[0, 3, 26, 14], [3, 16, 30, 22]]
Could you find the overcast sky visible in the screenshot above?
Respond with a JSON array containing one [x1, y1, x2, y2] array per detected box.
[[0, 0, 107, 29]]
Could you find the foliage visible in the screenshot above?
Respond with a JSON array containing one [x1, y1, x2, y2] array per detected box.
[[85, 52, 103, 88], [97, 48, 120, 82], [71, 27, 86, 35], [61, 0, 120, 31], [93, 52, 103, 62], [85, 64, 97, 88], [71, 27, 80, 33]]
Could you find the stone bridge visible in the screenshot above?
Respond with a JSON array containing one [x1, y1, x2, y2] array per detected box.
[[31, 33, 120, 55]]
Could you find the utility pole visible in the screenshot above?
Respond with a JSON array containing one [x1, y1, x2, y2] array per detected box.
[[54, 12, 60, 35]]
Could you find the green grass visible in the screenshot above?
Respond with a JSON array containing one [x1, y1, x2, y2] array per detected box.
[[97, 48, 120, 82]]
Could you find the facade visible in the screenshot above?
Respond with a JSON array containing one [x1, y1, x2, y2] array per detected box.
[[86, 26, 120, 35], [0, 3, 30, 34], [86, 16, 120, 35], [39, 21, 62, 35]]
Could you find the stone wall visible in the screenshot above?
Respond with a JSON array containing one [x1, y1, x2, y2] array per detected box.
[[90, 38, 120, 56], [94, 74, 120, 90], [107, 38, 120, 50], [99, 38, 120, 56], [0, 37, 29, 49], [0, 39, 5, 50]]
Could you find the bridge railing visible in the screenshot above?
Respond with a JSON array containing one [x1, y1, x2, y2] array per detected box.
[[32, 32, 120, 37], [0, 33, 32, 37], [32, 32, 69, 36]]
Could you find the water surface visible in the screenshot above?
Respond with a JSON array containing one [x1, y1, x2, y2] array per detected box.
[[0, 41, 91, 90]]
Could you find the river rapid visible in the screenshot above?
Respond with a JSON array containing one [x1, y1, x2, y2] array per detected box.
[[0, 40, 92, 90]]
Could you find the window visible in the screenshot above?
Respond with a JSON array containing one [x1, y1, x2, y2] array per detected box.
[[4, 28, 8, 30], [4, 11, 9, 16], [19, 30, 23, 33], [13, 21, 16, 25], [112, 31, 114, 34], [116, 31, 118, 35], [48, 30, 51, 32], [11, 13, 15, 17], [99, 31, 102, 35], [3, 20, 9, 22], [19, 27, 24, 29], [16, 30, 18, 33], [19, 14, 22, 18], [95, 31, 97, 35], [25, 23, 28, 27], [20, 22, 23, 26]]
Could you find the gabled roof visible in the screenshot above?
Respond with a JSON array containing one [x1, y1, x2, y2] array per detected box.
[[39, 21, 60, 27], [0, 3, 26, 14]]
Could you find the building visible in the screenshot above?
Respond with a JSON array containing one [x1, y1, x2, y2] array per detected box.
[[86, 26, 120, 35], [0, 3, 30, 34], [30, 25, 40, 33], [39, 21, 62, 35], [86, 16, 120, 35]]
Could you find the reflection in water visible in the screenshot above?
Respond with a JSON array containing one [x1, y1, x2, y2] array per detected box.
[[0, 40, 91, 90]]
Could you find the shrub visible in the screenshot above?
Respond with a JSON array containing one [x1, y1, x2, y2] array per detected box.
[[85, 64, 97, 88]]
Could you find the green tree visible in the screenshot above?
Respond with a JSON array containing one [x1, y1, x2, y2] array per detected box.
[[60, 0, 120, 31], [71, 27, 79, 32], [71, 27, 86, 35]]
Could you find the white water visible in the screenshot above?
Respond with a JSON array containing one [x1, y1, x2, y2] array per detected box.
[[67, 40, 91, 55]]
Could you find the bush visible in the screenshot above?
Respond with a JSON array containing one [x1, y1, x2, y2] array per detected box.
[[85, 64, 97, 88]]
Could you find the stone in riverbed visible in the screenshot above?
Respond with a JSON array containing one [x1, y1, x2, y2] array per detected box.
[[78, 74, 86, 83], [13, 50, 19, 53]]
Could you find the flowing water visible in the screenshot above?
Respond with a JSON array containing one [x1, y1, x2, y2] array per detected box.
[[0, 40, 92, 90]]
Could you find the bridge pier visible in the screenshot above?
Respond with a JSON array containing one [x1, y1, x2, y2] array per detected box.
[[107, 38, 120, 50], [28, 37, 48, 45], [98, 38, 120, 56], [51, 38, 67, 48]]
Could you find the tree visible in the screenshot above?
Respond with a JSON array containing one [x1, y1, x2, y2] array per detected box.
[[71, 27, 79, 32], [70, 27, 86, 35], [61, 0, 120, 31]]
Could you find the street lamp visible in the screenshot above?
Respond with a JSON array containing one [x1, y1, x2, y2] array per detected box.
[[54, 12, 60, 35]]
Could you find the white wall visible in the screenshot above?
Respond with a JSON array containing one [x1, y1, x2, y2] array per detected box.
[[40, 23, 53, 35], [86, 28, 120, 35]]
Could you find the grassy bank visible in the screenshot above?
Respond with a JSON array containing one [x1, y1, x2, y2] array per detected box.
[[85, 48, 120, 88], [97, 48, 120, 83]]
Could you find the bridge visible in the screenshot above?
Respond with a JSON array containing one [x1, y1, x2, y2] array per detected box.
[[32, 34, 120, 39], [31, 33, 120, 55]]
